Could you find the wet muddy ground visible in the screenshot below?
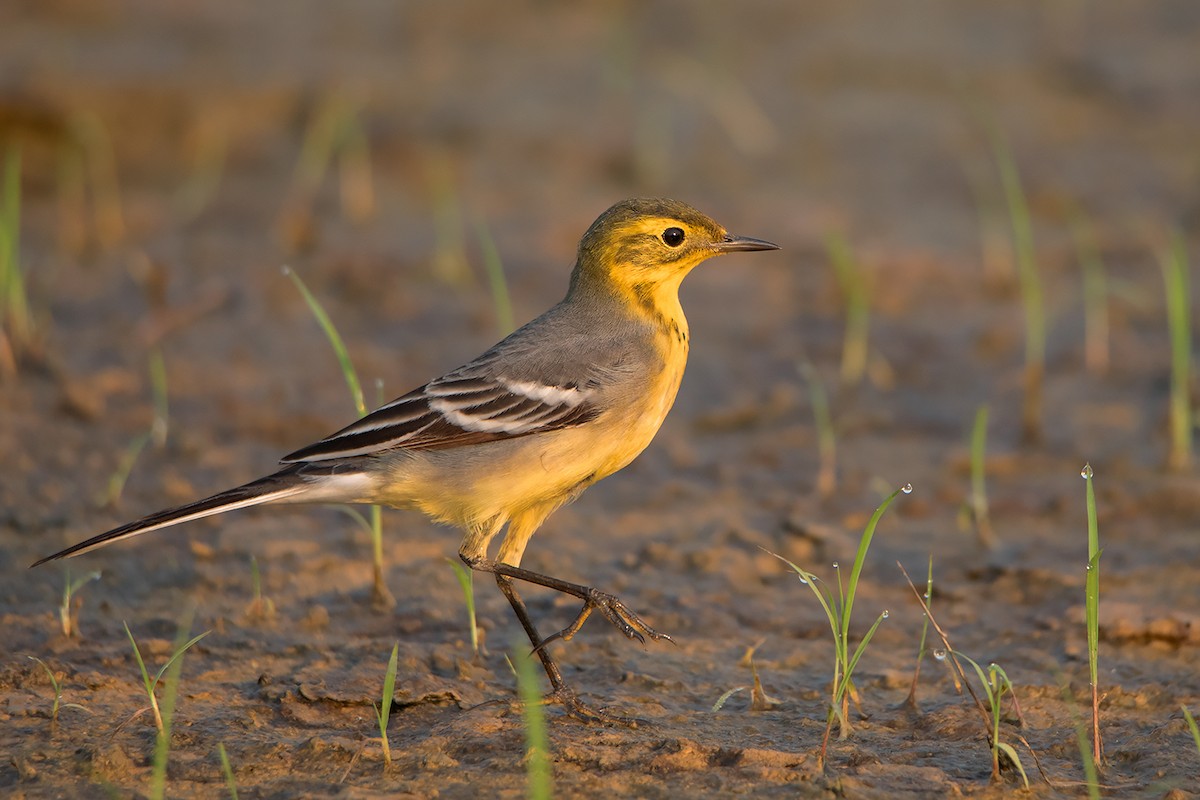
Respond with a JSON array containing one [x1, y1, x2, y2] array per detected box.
[[2, 2, 1200, 797]]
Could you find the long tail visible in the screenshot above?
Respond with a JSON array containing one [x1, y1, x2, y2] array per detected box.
[[31, 464, 370, 566]]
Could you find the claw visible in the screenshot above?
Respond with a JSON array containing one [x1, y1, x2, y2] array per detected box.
[[536, 587, 672, 651]]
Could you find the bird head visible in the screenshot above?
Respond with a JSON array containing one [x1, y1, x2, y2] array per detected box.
[[571, 198, 778, 302]]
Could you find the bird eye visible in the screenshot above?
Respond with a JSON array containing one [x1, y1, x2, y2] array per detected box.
[[661, 227, 685, 247]]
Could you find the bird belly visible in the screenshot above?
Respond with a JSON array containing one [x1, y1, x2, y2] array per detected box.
[[372, 344, 687, 532]]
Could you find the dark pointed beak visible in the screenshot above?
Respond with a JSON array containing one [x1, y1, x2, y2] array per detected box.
[[714, 234, 780, 253]]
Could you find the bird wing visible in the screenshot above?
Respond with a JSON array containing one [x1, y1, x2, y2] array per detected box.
[[280, 359, 602, 463]]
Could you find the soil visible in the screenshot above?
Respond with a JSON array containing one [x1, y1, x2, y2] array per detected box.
[[2, 2, 1200, 798]]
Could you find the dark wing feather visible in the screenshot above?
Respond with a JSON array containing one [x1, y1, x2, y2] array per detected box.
[[281, 371, 600, 463]]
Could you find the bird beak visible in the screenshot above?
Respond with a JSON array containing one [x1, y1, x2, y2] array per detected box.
[[714, 234, 780, 253]]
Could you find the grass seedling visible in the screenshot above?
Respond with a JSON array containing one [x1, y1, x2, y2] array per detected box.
[[59, 567, 102, 638], [175, 115, 228, 222], [149, 347, 169, 448], [285, 266, 394, 606], [335, 103, 375, 225], [99, 430, 151, 509], [27, 656, 90, 729], [900, 562, 1032, 786], [123, 619, 208, 800], [217, 743, 240, 800], [958, 654, 1029, 788], [245, 555, 275, 620], [476, 220, 515, 336], [513, 643, 552, 800], [99, 350, 171, 508], [959, 147, 1014, 289], [427, 155, 472, 286], [766, 483, 909, 765], [969, 405, 994, 548], [904, 556, 934, 708], [0, 147, 34, 370], [991, 133, 1045, 442], [799, 362, 836, 498], [1182, 705, 1200, 757], [445, 558, 480, 657], [374, 642, 399, 769], [826, 232, 870, 387], [279, 92, 374, 248], [1159, 230, 1192, 471], [1082, 463, 1103, 766], [1073, 213, 1109, 374], [123, 621, 210, 735]]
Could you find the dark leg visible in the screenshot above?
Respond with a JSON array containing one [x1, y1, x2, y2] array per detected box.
[[463, 555, 673, 649], [465, 556, 667, 725]]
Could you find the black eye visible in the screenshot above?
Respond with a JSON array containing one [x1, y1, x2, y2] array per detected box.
[[661, 227, 685, 247]]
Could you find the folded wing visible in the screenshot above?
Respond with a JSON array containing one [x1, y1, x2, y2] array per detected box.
[[281, 368, 601, 462]]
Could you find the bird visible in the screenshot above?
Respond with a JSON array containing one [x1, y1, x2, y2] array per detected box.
[[33, 197, 780, 721]]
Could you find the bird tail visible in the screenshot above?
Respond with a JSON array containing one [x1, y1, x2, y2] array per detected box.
[[31, 464, 368, 566]]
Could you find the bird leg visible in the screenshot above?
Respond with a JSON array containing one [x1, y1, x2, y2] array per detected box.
[[463, 556, 673, 648], [463, 555, 671, 724]]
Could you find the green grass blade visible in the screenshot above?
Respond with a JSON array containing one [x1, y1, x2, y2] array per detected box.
[[149, 622, 204, 800], [916, 556, 933, 661], [513, 645, 552, 800], [995, 741, 1030, 789], [970, 405, 993, 547], [765, 550, 841, 647], [955, 651, 995, 708], [336, 506, 374, 536], [990, 132, 1044, 440], [1, 148, 33, 345], [1068, 692, 1102, 800], [1182, 705, 1200, 756], [123, 622, 154, 699], [217, 743, 239, 800], [151, 631, 212, 691], [149, 347, 169, 447], [476, 220, 515, 336], [840, 485, 908, 650], [1082, 463, 1101, 691], [100, 430, 152, 508], [377, 642, 399, 767], [826, 232, 869, 385], [445, 558, 479, 655], [1073, 212, 1109, 373], [283, 266, 365, 415], [842, 609, 888, 693], [799, 362, 836, 496], [1160, 231, 1192, 470]]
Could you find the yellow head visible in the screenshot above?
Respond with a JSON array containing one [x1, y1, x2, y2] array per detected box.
[[569, 198, 778, 322]]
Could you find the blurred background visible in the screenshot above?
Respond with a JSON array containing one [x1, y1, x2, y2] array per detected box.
[[2, 2, 1199, 793], [3, 1, 1197, 505]]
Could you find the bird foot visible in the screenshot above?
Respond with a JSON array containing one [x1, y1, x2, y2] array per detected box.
[[536, 587, 674, 652], [546, 685, 644, 727]]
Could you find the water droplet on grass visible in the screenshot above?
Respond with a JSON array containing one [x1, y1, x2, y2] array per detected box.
[[797, 575, 808, 585], [933, 648, 947, 661], [881, 609, 890, 619], [902, 483, 913, 494], [1081, 463, 1093, 480], [832, 561, 839, 570]]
